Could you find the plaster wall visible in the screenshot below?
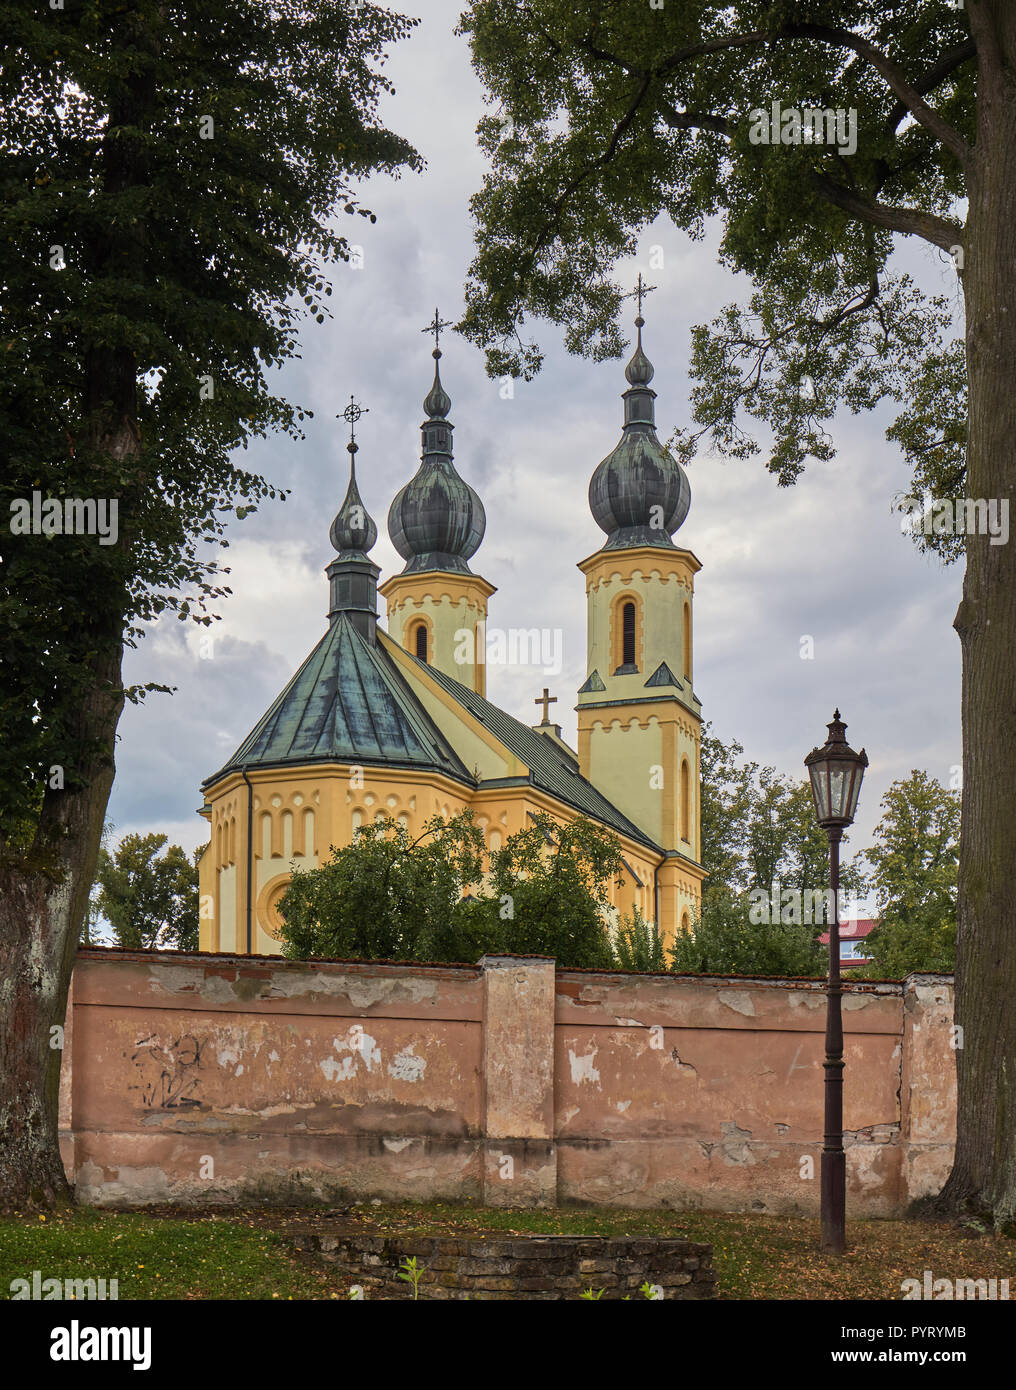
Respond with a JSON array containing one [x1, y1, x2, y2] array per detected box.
[[59, 951, 955, 1217]]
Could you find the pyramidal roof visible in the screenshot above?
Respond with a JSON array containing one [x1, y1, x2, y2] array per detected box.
[[205, 616, 660, 855], [204, 614, 471, 788]]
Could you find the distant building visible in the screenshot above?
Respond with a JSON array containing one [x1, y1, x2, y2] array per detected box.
[[819, 917, 878, 967], [196, 305, 705, 954]]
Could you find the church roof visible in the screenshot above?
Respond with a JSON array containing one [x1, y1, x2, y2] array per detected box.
[[206, 620, 660, 857], [403, 652, 663, 854], [203, 614, 473, 788]]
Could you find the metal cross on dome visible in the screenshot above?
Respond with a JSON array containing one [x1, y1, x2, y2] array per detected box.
[[341, 395, 368, 447], [627, 272, 657, 318], [422, 307, 454, 353]]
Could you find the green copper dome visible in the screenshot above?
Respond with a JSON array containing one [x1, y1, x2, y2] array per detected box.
[[388, 348, 486, 574], [588, 313, 691, 549], [329, 442, 378, 556]]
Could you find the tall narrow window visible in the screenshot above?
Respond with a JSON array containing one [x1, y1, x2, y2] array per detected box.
[[622, 601, 636, 668], [414, 623, 428, 662], [680, 759, 691, 843], [683, 601, 692, 682]]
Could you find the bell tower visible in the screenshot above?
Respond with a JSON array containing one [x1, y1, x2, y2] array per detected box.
[[576, 290, 705, 941], [380, 309, 494, 693]]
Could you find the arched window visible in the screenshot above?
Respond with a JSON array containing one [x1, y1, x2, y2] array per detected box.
[[680, 759, 691, 843], [683, 601, 692, 682], [611, 593, 641, 673], [410, 620, 428, 662], [622, 601, 636, 668], [681, 910, 691, 935]]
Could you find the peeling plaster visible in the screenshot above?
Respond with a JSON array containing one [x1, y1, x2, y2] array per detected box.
[[269, 972, 439, 1009], [718, 990, 756, 1017], [788, 991, 825, 1011], [388, 1045, 427, 1083], [569, 1048, 601, 1087], [147, 965, 205, 996], [670, 1047, 698, 1078], [320, 1027, 381, 1081], [720, 1121, 755, 1165]]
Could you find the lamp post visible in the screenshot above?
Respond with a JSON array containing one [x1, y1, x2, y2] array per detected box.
[[804, 710, 868, 1255]]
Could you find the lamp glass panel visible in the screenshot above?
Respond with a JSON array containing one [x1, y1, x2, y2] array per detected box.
[[845, 765, 864, 821], [828, 767, 846, 818], [809, 764, 830, 820]]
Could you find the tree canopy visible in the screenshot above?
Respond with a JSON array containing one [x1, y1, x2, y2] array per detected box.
[[92, 832, 200, 952], [278, 811, 626, 970], [1, 0, 420, 849], [854, 770, 959, 977], [0, 0, 420, 1211], [457, 0, 969, 556]]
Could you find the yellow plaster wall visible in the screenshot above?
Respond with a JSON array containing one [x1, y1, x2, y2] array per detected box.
[[578, 547, 700, 710], [198, 756, 666, 957], [380, 571, 495, 696], [200, 763, 478, 957], [575, 545, 705, 939], [380, 630, 526, 783]]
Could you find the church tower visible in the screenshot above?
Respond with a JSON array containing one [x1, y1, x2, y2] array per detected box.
[[576, 297, 706, 941], [380, 313, 495, 694]]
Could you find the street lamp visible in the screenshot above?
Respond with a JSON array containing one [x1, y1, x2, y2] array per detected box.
[[804, 710, 868, 1255]]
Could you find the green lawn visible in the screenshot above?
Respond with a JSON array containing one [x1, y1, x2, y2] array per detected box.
[[1, 1202, 1011, 1300], [0, 1207, 351, 1301]]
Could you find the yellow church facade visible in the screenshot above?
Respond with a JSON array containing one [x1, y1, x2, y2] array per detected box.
[[197, 308, 705, 956]]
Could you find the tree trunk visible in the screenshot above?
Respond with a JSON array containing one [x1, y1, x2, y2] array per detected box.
[[0, 643, 125, 1211], [0, 4, 154, 1210], [939, 0, 1016, 1229]]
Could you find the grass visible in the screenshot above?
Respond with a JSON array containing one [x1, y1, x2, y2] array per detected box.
[[0, 1207, 354, 1301], [0, 1202, 1012, 1300]]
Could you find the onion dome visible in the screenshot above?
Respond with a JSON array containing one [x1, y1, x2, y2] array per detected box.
[[387, 348, 486, 574], [329, 439, 378, 556], [588, 311, 690, 549], [326, 425, 380, 640]]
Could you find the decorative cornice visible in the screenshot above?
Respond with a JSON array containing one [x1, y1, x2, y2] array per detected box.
[[577, 702, 701, 740], [579, 544, 701, 590], [380, 570, 497, 612]]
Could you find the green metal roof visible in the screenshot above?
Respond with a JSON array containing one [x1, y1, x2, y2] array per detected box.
[[205, 616, 664, 856], [203, 615, 473, 789], [403, 652, 663, 854]]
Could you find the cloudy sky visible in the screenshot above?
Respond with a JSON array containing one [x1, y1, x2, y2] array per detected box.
[[107, 0, 964, 884]]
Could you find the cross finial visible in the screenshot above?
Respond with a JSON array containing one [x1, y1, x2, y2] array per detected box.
[[534, 688, 558, 724], [341, 395, 368, 443], [626, 272, 657, 324], [340, 395, 368, 470], [422, 307, 454, 355]]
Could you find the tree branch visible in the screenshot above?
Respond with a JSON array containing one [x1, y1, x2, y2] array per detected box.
[[646, 22, 971, 166], [529, 70, 654, 261], [809, 171, 963, 251], [884, 39, 976, 135], [658, 100, 730, 138], [782, 23, 971, 166]]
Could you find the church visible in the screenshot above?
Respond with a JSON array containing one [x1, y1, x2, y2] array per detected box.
[[196, 301, 706, 956]]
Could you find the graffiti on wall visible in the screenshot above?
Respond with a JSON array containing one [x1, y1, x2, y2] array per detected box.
[[127, 1033, 204, 1110]]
